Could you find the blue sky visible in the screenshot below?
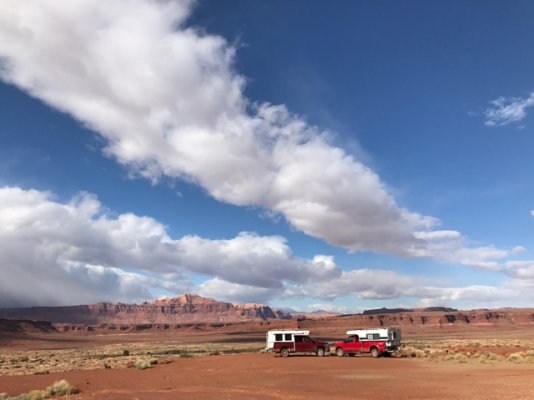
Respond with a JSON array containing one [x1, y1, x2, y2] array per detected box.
[[0, 0, 533, 311]]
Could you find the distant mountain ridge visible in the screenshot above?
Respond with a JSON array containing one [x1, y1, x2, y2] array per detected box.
[[0, 294, 292, 324], [2, 295, 534, 332]]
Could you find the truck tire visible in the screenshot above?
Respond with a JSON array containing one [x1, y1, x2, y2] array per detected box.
[[280, 348, 289, 357], [370, 347, 379, 358], [316, 347, 325, 357], [336, 347, 344, 357]]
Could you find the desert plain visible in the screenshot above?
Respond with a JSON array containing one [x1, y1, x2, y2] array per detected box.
[[1, 315, 534, 400]]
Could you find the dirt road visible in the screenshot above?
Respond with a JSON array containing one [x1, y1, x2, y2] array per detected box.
[[1, 353, 534, 399]]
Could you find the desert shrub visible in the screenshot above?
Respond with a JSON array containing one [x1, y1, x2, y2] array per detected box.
[[221, 347, 259, 355], [33, 370, 49, 375], [455, 355, 468, 364], [148, 358, 158, 365], [46, 379, 79, 396], [122, 349, 130, 356], [475, 351, 500, 363], [508, 353, 524, 363], [0, 380, 78, 400], [180, 352, 192, 359], [135, 359, 150, 370], [27, 390, 47, 400], [405, 349, 425, 358]]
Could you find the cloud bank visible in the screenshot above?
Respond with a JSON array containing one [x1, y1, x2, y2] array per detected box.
[[1, 186, 533, 308]]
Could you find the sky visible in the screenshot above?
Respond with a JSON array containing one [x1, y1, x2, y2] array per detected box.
[[0, 0, 534, 312]]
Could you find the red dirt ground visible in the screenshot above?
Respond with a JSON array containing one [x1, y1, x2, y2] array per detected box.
[[1, 353, 534, 400], [2, 319, 534, 399]]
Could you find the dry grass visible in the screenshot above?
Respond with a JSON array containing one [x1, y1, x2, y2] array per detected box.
[[0, 342, 263, 376], [2, 336, 533, 376], [395, 338, 534, 364], [0, 379, 78, 399]]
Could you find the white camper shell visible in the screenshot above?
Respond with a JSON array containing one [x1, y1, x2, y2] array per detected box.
[[346, 327, 402, 351], [266, 330, 310, 349]]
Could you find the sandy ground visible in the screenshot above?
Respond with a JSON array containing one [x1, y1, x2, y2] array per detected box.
[[1, 352, 534, 400], [2, 324, 534, 399]]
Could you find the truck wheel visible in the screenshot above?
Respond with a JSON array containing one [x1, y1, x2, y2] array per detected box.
[[336, 347, 344, 357], [280, 348, 289, 357], [370, 347, 379, 358], [316, 347, 325, 357]]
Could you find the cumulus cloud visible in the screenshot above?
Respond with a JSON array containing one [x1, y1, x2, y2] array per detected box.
[[198, 278, 282, 304], [504, 261, 534, 280], [411, 228, 511, 271], [0, 186, 348, 306], [418, 282, 534, 309], [3, 186, 534, 308], [0, 0, 447, 257], [484, 92, 534, 127], [287, 268, 418, 301], [0, 187, 181, 306]]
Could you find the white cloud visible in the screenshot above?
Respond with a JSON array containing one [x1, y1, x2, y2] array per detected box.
[[530, 210, 534, 217], [4, 185, 534, 308], [284, 268, 419, 301], [484, 92, 534, 127], [0, 0, 447, 257], [511, 246, 526, 254], [198, 278, 282, 304], [411, 227, 512, 271], [418, 281, 534, 309], [504, 260, 534, 280], [414, 230, 461, 241], [0, 186, 344, 306], [0, 187, 184, 306]]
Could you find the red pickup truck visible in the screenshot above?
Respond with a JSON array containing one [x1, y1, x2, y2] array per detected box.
[[333, 328, 401, 357], [273, 334, 330, 357]]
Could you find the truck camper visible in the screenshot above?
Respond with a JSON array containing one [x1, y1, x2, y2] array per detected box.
[[265, 330, 310, 350]]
